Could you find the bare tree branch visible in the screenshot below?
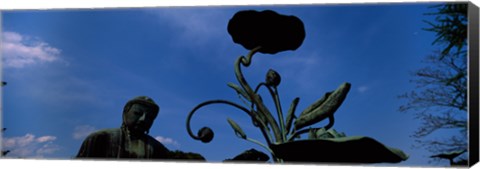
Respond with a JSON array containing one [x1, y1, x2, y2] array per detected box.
[[399, 3, 468, 163]]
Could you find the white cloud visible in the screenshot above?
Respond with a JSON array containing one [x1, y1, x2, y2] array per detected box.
[[1, 133, 60, 157], [72, 125, 96, 140], [35, 142, 61, 156], [4, 31, 23, 42], [1, 31, 61, 68], [154, 136, 180, 147], [36, 136, 57, 143], [16, 133, 35, 147]]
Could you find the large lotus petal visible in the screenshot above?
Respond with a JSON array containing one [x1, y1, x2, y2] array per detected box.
[[270, 136, 409, 163], [227, 10, 306, 54], [294, 82, 351, 130]]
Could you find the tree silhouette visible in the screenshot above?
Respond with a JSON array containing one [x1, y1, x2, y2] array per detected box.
[[399, 3, 468, 165]]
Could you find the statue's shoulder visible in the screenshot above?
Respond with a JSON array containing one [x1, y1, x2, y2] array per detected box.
[[145, 135, 168, 150], [144, 134, 170, 158], [85, 128, 121, 140]]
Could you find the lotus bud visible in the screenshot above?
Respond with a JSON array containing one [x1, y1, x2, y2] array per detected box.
[[198, 127, 214, 143], [265, 69, 281, 87]]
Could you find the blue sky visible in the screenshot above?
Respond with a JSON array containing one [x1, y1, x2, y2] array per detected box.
[[0, 2, 458, 166]]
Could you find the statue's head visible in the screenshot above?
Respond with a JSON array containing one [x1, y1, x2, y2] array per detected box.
[[122, 96, 160, 135]]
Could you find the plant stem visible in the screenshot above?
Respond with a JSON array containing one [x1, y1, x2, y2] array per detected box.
[[255, 83, 287, 142], [234, 47, 282, 143], [272, 87, 286, 142]]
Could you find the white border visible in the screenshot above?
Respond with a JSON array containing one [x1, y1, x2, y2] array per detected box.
[[0, 0, 477, 169], [0, 0, 468, 10]]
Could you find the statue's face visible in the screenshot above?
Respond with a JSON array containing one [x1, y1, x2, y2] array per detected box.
[[124, 103, 158, 134]]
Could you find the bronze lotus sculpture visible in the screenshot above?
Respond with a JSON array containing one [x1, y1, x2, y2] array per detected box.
[[186, 9, 408, 163]]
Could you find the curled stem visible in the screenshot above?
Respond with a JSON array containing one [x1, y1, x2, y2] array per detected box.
[[186, 99, 272, 145]]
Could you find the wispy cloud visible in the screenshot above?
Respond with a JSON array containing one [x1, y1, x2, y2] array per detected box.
[[2, 133, 60, 158], [1, 31, 61, 68], [72, 125, 97, 140], [147, 8, 230, 47], [357, 85, 369, 93], [142, 8, 239, 72], [261, 50, 331, 93], [154, 136, 180, 148]]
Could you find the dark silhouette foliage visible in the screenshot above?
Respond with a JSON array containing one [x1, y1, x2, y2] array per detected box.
[[399, 3, 468, 166]]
